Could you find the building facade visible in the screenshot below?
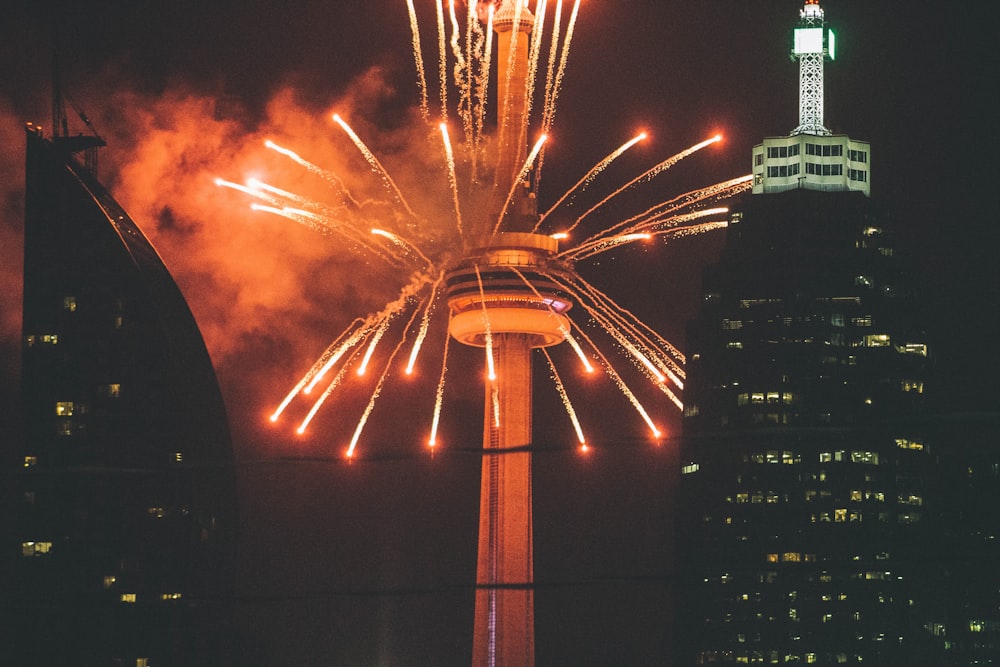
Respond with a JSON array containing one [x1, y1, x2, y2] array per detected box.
[[6, 126, 237, 666], [676, 188, 941, 665], [675, 1, 957, 664]]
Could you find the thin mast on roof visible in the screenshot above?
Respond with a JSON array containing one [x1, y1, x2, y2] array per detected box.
[[791, 0, 836, 136]]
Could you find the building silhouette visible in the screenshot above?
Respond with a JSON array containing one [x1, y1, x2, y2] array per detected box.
[[674, 1, 966, 664], [5, 124, 237, 666]]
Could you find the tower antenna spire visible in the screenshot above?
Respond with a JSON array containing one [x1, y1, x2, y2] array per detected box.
[[790, 0, 836, 136]]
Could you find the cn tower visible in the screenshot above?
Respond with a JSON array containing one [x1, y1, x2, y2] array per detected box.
[[444, 2, 569, 664]]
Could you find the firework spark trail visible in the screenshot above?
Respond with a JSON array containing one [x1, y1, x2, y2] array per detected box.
[[473, 4, 495, 179], [461, 1, 477, 148], [406, 273, 444, 375], [541, 0, 580, 137], [346, 301, 423, 458], [541, 347, 586, 447], [561, 176, 751, 260], [264, 140, 360, 208], [435, 0, 448, 121], [634, 177, 752, 232], [493, 133, 547, 237], [654, 220, 729, 240], [439, 123, 464, 239], [491, 383, 501, 429], [245, 193, 404, 266], [569, 312, 662, 439], [297, 348, 363, 435], [448, 0, 471, 141], [564, 286, 668, 388], [332, 113, 418, 219], [565, 135, 722, 234], [495, 0, 526, 170], [658, 382, 684, 411], [641, 207, 729, 234], [428, 311, 452, 447], [473, 265, 496, 381], [214, 177, 284, 206], [545, 270, 685, 390], [541, 0, 563, 135], [249, 205, 332, 237], [611, 179, 750, 240], [304, 325, 371, 394], [566, 232, 652, 261], [305, 273, 433, 393], [518, 0, 547, 181], [357, 314, 394, 376], [371, 228, 434, 269], [270, 319, 364, 422], [534, 132, 647, 231], [508, 266, 593, 373], [561, 272, 686, 381], [406, 0, 430, 122]]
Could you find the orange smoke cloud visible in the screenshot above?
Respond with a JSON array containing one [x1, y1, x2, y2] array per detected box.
[[72, 69, 476, 451]]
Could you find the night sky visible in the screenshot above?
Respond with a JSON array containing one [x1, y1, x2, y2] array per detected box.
[[1, 1, 995, 664]]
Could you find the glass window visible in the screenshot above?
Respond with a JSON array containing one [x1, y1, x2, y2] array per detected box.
[[22, 541, 53, 557]]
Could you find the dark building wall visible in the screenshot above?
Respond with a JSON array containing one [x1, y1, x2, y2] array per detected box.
[[676, 189, 946, 666], [5, 129, 237, 666]]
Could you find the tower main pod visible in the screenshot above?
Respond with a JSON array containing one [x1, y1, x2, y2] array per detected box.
[[444, 2, 572, 665]]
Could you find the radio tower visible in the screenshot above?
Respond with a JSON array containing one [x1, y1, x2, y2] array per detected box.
[[791, 0, 836, 136], [444, 2, 570, 664]]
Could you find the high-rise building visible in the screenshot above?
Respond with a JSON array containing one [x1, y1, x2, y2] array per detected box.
[[676, 2, 947, 664], [6, 124, 237, 666]]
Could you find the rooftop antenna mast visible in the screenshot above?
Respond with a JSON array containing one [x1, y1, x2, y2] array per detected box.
[[51, 35, 106, 174], [790, 0, 836, 136]]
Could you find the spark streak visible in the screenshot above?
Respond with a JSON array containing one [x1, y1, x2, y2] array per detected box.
[[346, 304, 422, 458], [571, 317, 662, 439], [357, 316, 392, 376], [439, 123, 464, 238], [474, 265, 496, 381], [567, 134, 723, 233], [406, 0, 430, 121], [332, 113, 417, 218], [406, 274, 443, 375], [542, 348, 586, 447], [535, 132, 647, 229], [428, 313, 451, 448], [493, 133, 547, 237]]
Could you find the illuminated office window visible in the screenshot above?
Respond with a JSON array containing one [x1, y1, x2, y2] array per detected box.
[[100, 383, 121, 398], [22, 541, 53, 556]]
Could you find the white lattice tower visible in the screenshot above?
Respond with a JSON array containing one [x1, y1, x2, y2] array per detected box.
[[791, 0, 834, 136]]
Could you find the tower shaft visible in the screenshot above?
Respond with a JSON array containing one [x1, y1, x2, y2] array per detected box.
[[473, 334, 535, 667], [492, 2, 535, 231]]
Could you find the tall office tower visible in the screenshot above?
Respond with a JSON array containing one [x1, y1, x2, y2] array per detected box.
[[8, 124, 237, 666], [676, 2, 943, 664]]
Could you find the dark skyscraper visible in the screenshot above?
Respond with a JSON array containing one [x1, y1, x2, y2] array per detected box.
[[6, 125, 237, 665], [675, 1, 961, 664]]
